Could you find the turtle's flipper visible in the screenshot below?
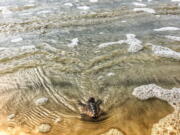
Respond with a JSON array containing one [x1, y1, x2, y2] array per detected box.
[[78, 100, 86, 106], [96, 99, 102, 105]]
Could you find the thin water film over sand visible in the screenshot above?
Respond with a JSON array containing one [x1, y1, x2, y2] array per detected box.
[[0, 0, 180, 135]]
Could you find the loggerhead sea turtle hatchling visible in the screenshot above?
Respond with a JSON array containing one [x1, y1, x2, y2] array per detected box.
[[78, 97, 103, 119]]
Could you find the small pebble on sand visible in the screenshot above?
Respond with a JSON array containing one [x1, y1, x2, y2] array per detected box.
[[37, 124, 51, 133], [35, 97, 48, 106], [7, 114, 15, 121]]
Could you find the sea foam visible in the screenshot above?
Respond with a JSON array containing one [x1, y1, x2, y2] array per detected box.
[[98, 34, 143, 53], [64, 3, 73, 7], [11, 37, 23, 43], [154, 27, 180, 31], [133, 2, 147, 7], [126, 34, 143, 53], [133, 84, 180, 135], [67, 38, 79, 48], [165, 35, 180, 41], [89, 0, 98, 3], [171, 0, 180, 2], [133, 8, 156, 14], [77, 6, 90, 10], [150, 44, 180, 60]]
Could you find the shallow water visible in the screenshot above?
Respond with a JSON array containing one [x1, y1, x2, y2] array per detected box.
[[0, 0, 180, 135]]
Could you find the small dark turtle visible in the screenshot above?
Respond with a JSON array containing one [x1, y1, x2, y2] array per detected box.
[[78, 97, 103, 119]]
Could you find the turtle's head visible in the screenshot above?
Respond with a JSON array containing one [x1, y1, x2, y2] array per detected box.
[[88, 97, 95, 103]]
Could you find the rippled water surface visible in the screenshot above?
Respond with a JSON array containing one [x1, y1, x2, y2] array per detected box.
[[0, 0, 180, 135]]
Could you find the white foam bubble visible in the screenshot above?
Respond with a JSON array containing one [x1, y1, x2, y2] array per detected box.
[[171, 0, 180, 2], [155, 15, 161, 18], [133, 8, 156, 14], [98, 40, 125, 48], [151, 45, 180, 60], [126, 34, 143, 53], [133, 84, 180, 107], [165, 35, 180, 41], [64, 3, 73, 7], [29, 0, 35, 3], [20, 45, 36, 50], [35, 97, 48, 106], [0, 47, 7, 51], [24, 3, 36, 8], [121, 20, 127, 23], [67, 38, 79, 48], [98, 34, 143, 52], [107, 72, 115, 77], [20, 12, 32, 16], [154, 27, 180, 32], [0, 6, 12, 17], [89, 0, 98, 3], [11, 37, 23, 43], [77, 6, 90, 10], [133, 2, 147, 7], [37, 10, 51, 15]]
